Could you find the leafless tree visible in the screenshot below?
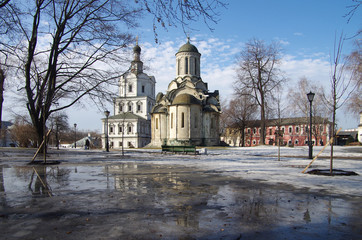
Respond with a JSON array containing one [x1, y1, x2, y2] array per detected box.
[[324, 34, 357, 173], [223, 93, 257, 147], [234, 38, 285, 145], [286, 77, 330, 145], [1, 0, 225, 153]]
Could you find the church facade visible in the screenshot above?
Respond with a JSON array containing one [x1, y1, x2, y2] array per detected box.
[[150, 40, 221, 147], [102, 43, 156, 149]]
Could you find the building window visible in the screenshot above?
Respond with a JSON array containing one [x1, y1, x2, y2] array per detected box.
[[128, 84, 132, 92], [119, 141, 122, 147], [247, 128, 250, 134], [194, 58, 197, 75], [252, 140, 256, 145], [171, 113, 173, 129], [295, 139, 299, 145], [119, 126, 123, 133], [137, 104, 141, 112], [128, 126, 132, 133], [253, 128, 256, 134], [269, 129, 272, 135], [119, 105, 123, 112], [281, 127, 285, 133], [289, 127, 292, 133], [142, 85, 145, 93], [185, 57, 188, 74], [296, 126, 299, 133], [181, 112, 185, 128], [156, 118, 159, 129], [110, 126, 114, 133]]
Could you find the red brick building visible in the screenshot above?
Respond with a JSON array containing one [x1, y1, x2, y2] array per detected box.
[[222, 117, 332, 147]]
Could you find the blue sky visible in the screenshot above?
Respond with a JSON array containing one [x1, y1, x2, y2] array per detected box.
[[3, 0, 361, 132]]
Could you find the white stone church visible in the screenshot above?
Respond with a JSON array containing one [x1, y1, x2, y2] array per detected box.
[[101, 43, 156, 149], [149, 39, 221, 147]]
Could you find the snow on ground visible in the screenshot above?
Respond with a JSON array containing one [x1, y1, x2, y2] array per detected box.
[[126, 145, 362, 197]]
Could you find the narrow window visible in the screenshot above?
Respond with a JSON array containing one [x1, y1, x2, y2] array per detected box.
[[320, 125, 324, 132], [289, 127, 292, 133], [177, 59, 181, 75], [181, 112, 185, 128], [119, 126, 123, 133], [119, 105, 123, 112], [128, 104, 132, 112], [253, 128, 256, 134], [269, 129, 272, 135], [296, 126, 299, 133], [110, 126, 113, 133], [128, 126, 132, 133], [137, 104, 141, 111], [171, 113, 173, 129], [156, 118, 159, 129], [128, 84, 132, 92], [119, 142, 122, 147], [142, 85, 145, 93], [194, 58, 197, 75], [185, 57, 188, 74]]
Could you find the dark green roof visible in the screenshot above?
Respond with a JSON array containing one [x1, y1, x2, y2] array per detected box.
[[177, 41, 199, 54], [172, 94, 201, 105], [104, 112, 146, 120]]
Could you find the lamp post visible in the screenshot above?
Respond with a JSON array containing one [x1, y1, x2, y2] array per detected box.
[[307, 91, 315, 159], [104, 110, 110, 152], [74, 123, 77, 148]]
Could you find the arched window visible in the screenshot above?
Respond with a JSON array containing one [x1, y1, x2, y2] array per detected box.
[[289, 127, 292, 133], [296, 126, 299, 133], [156, 118, 159, 129], [128, 84, 132, 92], [194, 58, 197, 75]]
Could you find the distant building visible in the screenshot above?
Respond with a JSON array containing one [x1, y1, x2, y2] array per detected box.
[[101, 43, 156, 149], [0, 121, 16, 147], [149, 39, 221, 147], [222, 117, 332, 147]]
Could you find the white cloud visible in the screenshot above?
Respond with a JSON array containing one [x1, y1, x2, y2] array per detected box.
[[293, 32, 303, 36]]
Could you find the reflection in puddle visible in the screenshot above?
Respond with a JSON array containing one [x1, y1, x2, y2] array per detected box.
[[0, 163, 361, 239]]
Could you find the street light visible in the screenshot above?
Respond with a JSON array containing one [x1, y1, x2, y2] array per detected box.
[[74, 123, 77, 148], [104, 110, 110, 152], [307, 91, 315, 159]]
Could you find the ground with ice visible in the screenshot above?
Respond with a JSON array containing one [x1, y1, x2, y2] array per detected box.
[[0, 145, 361, 239]]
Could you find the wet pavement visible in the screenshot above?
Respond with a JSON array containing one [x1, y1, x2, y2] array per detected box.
[[1, 158, 361, 240]]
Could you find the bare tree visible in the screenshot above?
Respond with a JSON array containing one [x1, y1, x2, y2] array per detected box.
[[325, 34, 357, 173], [287, 77, 330, 145], [1, 0, 225, 153], [223, 93, 257, 147], [234, 38, 284, 145]]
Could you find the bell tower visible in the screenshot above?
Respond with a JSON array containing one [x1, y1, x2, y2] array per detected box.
[[175, 38, 201, 79]]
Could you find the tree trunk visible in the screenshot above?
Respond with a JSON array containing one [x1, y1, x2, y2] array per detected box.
[[0, 66, 4, 131]]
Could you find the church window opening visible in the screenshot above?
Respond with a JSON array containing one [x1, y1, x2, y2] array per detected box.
[[194, 58, 197, 75], [156, 118, 159, 129], [128, 126, 132, 133], [177, 59, 181, 75], [137, 104, 141, 112], [128, 84, 133, 92], [181, 112, 185, 128], [128, 104, 132, 112], [247, 128, 251, 134], [142, 85, 145, 93], [119, 126, 123, 133], [119, 105, 123, 112], [185, 57, 188, 74], [110, 126, 114, 133], [171, 113, 174, 129]]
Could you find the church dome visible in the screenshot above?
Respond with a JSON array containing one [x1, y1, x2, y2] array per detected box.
[[172, 94, 201, 105], [133, 44, 141, 53], [177, 40, 199, 54]]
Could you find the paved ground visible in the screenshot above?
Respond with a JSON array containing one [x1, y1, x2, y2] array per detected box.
[[0, 148, 361, 240]]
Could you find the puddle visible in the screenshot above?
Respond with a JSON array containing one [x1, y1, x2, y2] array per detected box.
[[0, 163, 361, 239]]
